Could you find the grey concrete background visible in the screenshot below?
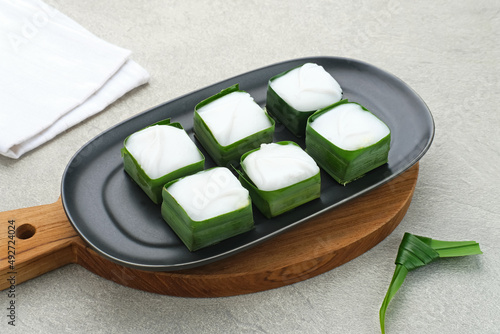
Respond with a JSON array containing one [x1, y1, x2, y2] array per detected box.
[[1, 0, 499, 333]]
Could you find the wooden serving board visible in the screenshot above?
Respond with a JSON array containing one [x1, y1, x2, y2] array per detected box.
[[0, 164, 418, 297]]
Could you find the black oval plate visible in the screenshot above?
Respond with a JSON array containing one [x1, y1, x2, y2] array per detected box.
[[61, 57, 434, 271]]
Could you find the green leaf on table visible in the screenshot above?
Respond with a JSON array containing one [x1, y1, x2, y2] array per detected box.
[[379, 232, 482, 334]]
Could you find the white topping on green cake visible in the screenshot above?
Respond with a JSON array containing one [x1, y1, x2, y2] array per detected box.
[[242, 142, 319, 191], [270, 63, 342, 111], [197, 91, 272, 146], [166, 167, 250, 221], [310, 103, 390, 151], [125, 125, 203, 179]]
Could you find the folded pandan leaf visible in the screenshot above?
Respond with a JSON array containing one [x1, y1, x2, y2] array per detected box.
[[236, 141, 321, 218], [305, 99, 391, 185], [121, 118, 205, 204], [266, 63, 343, 137], [161, 167, 254, 251], [380, 233, 483, 334], [193, 84, 275, 167]]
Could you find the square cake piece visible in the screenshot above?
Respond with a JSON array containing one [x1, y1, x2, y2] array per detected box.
[[266, 63, 342, 137], [194, 84, 275, 167], [237, 141, 321, 218], [306, 100, 391, 185], [161, 167, 254, 251], [121, 119, 205, 204]]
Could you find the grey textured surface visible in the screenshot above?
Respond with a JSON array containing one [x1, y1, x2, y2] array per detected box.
[[1, 0, 499, 333]]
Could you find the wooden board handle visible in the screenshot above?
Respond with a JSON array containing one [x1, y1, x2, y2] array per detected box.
[[0, 198, 79, 290]]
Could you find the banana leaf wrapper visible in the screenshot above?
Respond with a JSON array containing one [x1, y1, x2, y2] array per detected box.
[[161, 177, 254, 252], [305, 100, 390, 185], [121, 119, 205, 204], [194, 84, 275, 167], [237, 141, 321, 218]]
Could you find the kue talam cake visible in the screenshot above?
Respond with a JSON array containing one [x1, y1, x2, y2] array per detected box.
[[121, 119, 205, 204], [194, 84, 275, 167], [266, 63, 342, 137], [161, 167, 254, 251], [305, 100, 391, 185], [237, 141, 321, 218]]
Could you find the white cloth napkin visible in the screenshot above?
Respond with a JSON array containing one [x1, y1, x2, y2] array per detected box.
[[0, 0, 150, 158]]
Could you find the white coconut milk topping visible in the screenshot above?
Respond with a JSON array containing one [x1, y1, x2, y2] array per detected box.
[[310, 103, 390, 151], [197, 91, 272, 146], [242, 142, 319, 191], [166, 167, 250, 221], [270, 63, 342, 112], [125, 125, 203, 179]]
